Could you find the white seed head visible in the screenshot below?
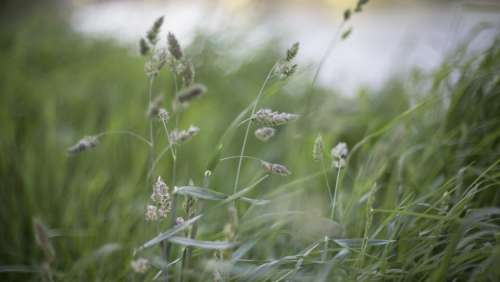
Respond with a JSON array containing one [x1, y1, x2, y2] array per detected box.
[[253, 108, 299, 126], [67, 136, 99, 155], [254, 127, 275, 142], [331, 142, 348, 168], [130, 257, 149, 273], [261, 161, 292, 176], [331, 142, 349, 160], [313, 134, 324, 162]]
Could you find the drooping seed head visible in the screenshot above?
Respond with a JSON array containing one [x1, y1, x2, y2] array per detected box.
[[147, 95, 163, 118], [169, 126, 200, 144], [254, 127, 275, 142], [313, 134, 324, 162], [167, 32, 183, 60], [253, 108, 299, 126], [130, 257, 149, 273], [67, 136, 99, 155], [177, 84, 206, 104], [343, 9, 352, 21], [261, 161, 292, 176]]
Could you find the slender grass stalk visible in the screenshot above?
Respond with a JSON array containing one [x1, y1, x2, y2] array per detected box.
[[165, 73, 180, 282], [331, 167, 342, 220], [320, 158, 334, 261], [233, 63, 277, 194]]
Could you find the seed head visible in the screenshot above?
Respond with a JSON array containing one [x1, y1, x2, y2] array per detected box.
[[253, 108, 299, 126], [167, 32, 183, 60], [177, 84, 207, 104], [151, 176, 170, 205], [261, 161, 292, 176], [343, 9, 351, 21], [180, 60, 195, 87], [146, 16, 164, 45], [254, 127, 275, 142], [313, 134, 324, 162], [33, 219, 55, 262], [355, 0, 369, 12], [67, 136, 98, 155], [170, 126, 200, 144], [158, 108, 170, 122], [130, 257, 149, 273], [139, 38, 150, 56], [147, 95, 163, 118], [144, 49, 167, 78], [286, 42, 300, 61], [145, 205, 158, 221], [331, 142, 348, 168], [176, 217, 185, 225]]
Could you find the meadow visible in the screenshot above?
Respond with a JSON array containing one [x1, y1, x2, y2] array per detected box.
[[1, 7, 500, 282]]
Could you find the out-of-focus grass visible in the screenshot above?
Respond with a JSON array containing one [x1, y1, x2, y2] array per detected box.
[[1, 13, 499, 281]]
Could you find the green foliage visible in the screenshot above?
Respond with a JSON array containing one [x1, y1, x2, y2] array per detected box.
[[1, 15, 499, 282]]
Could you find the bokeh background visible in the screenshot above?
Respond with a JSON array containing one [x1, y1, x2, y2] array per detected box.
[[1, 0, 500, 281]]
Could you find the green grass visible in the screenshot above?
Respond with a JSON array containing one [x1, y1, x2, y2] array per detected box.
[[1, 13, 499, 281]]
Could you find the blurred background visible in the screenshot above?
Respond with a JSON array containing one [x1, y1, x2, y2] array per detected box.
[[1, 0, 499, 281]]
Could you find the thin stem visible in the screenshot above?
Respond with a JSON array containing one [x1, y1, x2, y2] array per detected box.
[[320, 158, 334, 261], [320, 158, 334, 218], [148, 144, 172, 179], [220, 155, 265, 163], [331, 167, 342, 220], [95, 130, 152, 147], [304, 20, 346, 118], [233, 63, 277, 194]]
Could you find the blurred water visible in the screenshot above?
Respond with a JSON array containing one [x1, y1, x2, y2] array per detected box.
[[72, 0, 500, 94]]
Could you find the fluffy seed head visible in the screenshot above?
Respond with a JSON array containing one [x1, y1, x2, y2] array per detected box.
[[253, 108, 299, 126], [151, 176, 170, 205], [254, 127, 275, 142], [177, 84, 207, 104], [144, 49, 167, 78], [343, 9, 352, 21], [261, 161, 292, 176], [67, 136, 98, 155], [331, 142, 348, 168], [170, 126, 200, 144], [130, 258, 149, 273], [313, 134, 324, 162], [167, 32, 183, 60]]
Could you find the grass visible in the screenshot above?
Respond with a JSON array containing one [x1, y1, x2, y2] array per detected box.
[[1, 11, 499, 282]]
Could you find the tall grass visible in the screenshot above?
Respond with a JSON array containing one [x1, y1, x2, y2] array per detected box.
[[1, 10, 500, 282]]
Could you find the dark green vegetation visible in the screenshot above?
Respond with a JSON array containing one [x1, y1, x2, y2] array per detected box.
[[1, 14, 499, 281]]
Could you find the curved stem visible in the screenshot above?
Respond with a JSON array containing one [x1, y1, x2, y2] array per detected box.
[[233, 63, 277, 194], [95, 130, 152, 147]]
